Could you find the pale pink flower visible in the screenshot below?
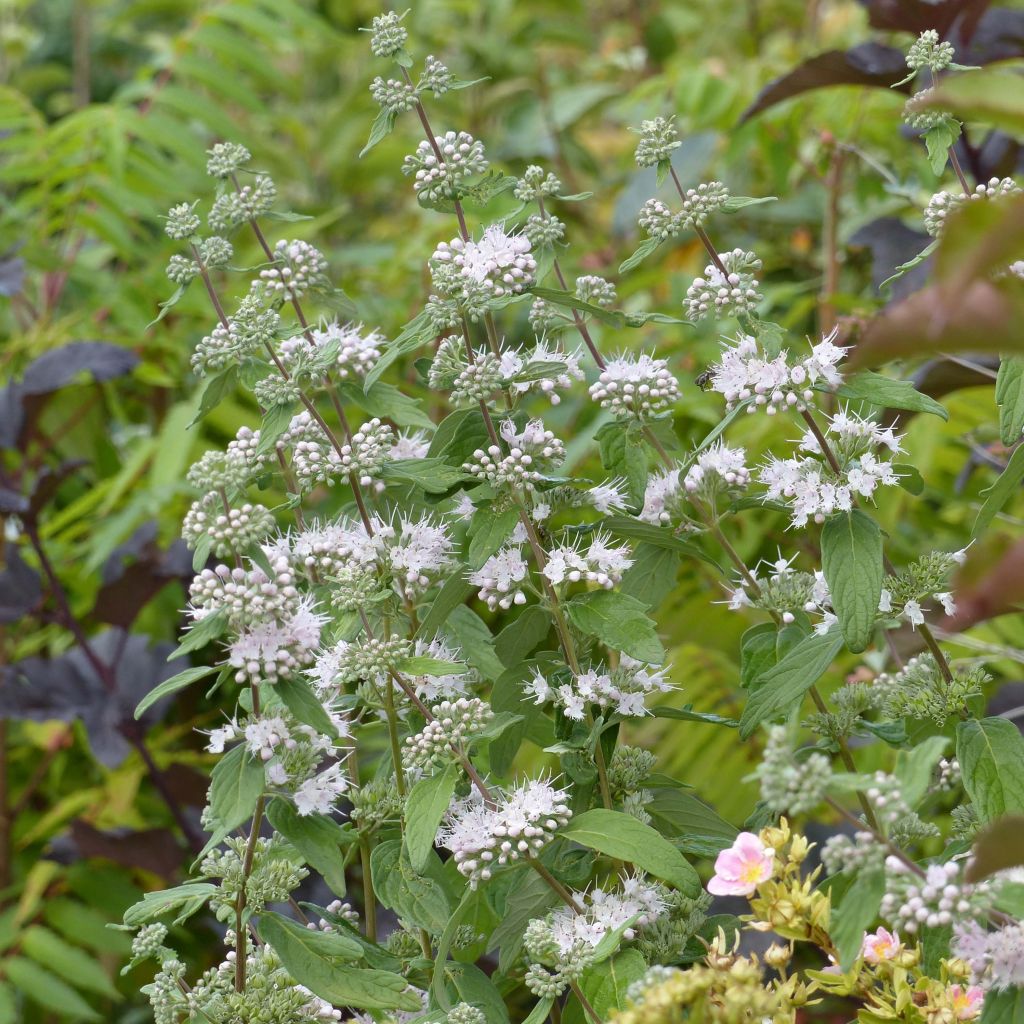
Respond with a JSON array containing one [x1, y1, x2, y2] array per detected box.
[[861, 927, 902, 964], [707, 832, 774, 896], [949, 984, 985, 1020]]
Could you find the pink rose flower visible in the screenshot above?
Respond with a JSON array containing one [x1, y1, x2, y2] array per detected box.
[[861, 926, 902, 964], [949, 984, 985, 1021], [707, 832, 775, 896]]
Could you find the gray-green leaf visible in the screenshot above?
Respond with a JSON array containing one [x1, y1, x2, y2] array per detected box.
[[821, 510, 883, 653]]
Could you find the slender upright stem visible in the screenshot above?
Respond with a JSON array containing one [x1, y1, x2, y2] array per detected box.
[[234, 793, 266, 991], [359, 837, 377, 942], [383, 679, 407, 799], [569, 979, 604, 1024]]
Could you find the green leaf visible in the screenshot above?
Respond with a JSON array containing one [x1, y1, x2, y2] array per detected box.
[[275, 676, 338, 738], [739, 630, 844, 739], [0, 982, 14, 1024], [495, 605, 551, 667], [982, 988, 1024, 1024], [467, 505, 520, 567], [646, 788, 738, 853], [879, 240, 938, 291], [256, 402, 297, 457], [416, 574, 474, 641], [427, 408, 489, 466], [957, 717, 1024, 824], [566, 591, 664, 664], [167, 608, 228, 661], [404, 764, 458, 874], [373, 841, 453, 934], [830, 867, 885, 970], [208, 742, 264, 833], [821, 510, 883, 654], [396, 655, 467, 676], [721, 195, 778, 212], [601, 516, 712, 559], [580, 949, 647, 1018], [620, 543, 680, 610], [561, 808, 700, 895], [5, 956, 100, 1020], [189, 365, 238, 426], [364, 310, 434, 392], [264, 210, 315, 223], [382, 458, 467, 493], [122, 883, 218, 928], [260, 912, 417, 1011], [896, 463, 925, 495], [835, 371, 948, 421], [530, 286, 627, 328], [649, 705, 738, 727], [973, 444, 1024, 538], [359, 106, 398, 158], [444, 604, 506, 682], [923, 118, 962, 176], [21, 926, 120, 1000], [895, 736, 949, 809], [522, 998, 555, 1024], [135, 664, 217, 719], [266, 799, 352, 896], [488, 868, 559, 971], [740, 623, 778, 689], [618, 236, 662, 274], [338, 380, 433, 430], [147, 283, 188, 328], [998, 357, 1024, 446]]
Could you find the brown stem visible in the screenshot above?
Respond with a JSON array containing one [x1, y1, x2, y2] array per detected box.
[[234, 793, 266, 991], [569, 979, 604, 1024]]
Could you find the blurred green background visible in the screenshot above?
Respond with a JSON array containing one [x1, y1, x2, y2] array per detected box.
[[2, 0, 1023, 1018]]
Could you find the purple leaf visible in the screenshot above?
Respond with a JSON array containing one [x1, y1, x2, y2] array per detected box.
[[21, 342, 139, 397]]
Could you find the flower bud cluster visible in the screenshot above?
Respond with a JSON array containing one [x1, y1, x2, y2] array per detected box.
[[527, 656, 670, 720], [419, 55, 452, 96], [402, 697, 494, 771], [542, 534, 634, 590], [467, 545, 529, 610], [209, 175, 277, 231], [608, 745, 657, 800], [575, 274, 616, 307], [684, 248, 762, 322], [755, 726, 832, 816], [189, 557, 300, 626], [370, 75, 418, 113], [260, 239, 328, 299], [907, 29, 955, 73], [200, 835, 307, 918], [464, 419, 565, 490], [206, 141, 250, 178], [683, 443, 750, 503], [403, 132, 488, 202], [872, 655, 985, 726], [446, 1004, 486, 1024], [523, 212, 565, 247], [433, 225, 536, 298], [903, 88, 953, 131], [227, 599, 325, 685], [437, 780, 572, 885], [638, 198, 681, 241], [634, 116, 680, 167], [589, 353, 680, 419], [924, 178, 1021, 237], [191, 296, 281, 377], [821, 830, 885, 875], [187, 445, 258, 493], [349, 777, 403, 831], [182, 498, 275, 557], [514, 164, 562, 202], [323, 634, 410, 688], [165, 202, 200, 240], [881, 859, 990, 935], [368, 10, 407, 57]]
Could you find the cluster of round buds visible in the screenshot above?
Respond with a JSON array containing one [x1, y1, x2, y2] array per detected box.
[[131, 923, 171, 964], [467, 546, 529, 610], [260, 239, 328, 299], [638, 198, 683, 241], [445, 1004, 486, 1024], [575, 274, 616, 307], [935, 757, 961, 792], [907, 29, 955, 73], [464, 420, 565, 491], [166, 254, 198, 284], [189, 557, 300, 626], [675, 180, 730, 229], [182, 498, 276, 558], [206, 141, 251, 178], [682, 442, 750, 501], [903, 89, 951, 131], [418, 55, 452, 96], [370, 75, 417, 114], [437, 780, 573, 886], [821, 830, 885, 875], [452, 352, 504, 402], [330, 634, 410, 687], [634, 116, 680, 167], [327, 565, 380, 613], [589, 353, 680, 419], [514, 164, 562, 203], [434, 225, 537, 297], [208, 175, 276, 231], [310, 899, 360, 931], [253, 373, 302, 408], [367, 10, 407, 57], [755, 726, 831, 816], [336, 418, 393, 488], [881, 859, 987, 934], [402, 697, 494, 771], [523, 212, 565, 248], [865, 771, 915, 831], [402, 132, 488, 203], [191, 322, 246, 376], [165, 202, 200, 240], [924, 177, 1021, 237], [186, 447, 253, 493], [225, 426, 269, 478], [684, 248, 763, 322]]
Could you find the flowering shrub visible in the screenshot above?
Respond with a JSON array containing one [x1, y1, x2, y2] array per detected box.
[[124, 15, 1024, 1024]]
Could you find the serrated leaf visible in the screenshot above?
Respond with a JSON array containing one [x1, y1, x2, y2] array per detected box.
[[957, 717, 1024, 824], [739, 630, 844, 738], [135, 664, 218, 718], [835, 371, 948, 421], [337, 380, 433, 430], [275, 676, 337, 738], [997, 358, 1024, 446], [168, 607, 228, 660], [618, 236, 662, 274], [831, 867, 885, 970], [923, 119, 962, 175], [255, 402, 296, 457], [382, 458, 467, 493], [360, 107, 398, 158], [189, 365, 238, 426], [721, 195, 778, 212], [122, 883, 218, 927], [404, 764, 458, 874], [266, 799, 352, 895], [561, 808, 700, 895], [467, 504, 520, 567], [594, 421, 647, 508], [364, 310, 434, 392], [973, 444, 1024, 538], [416, 574, 474, 641], [821, 510, 883, 653], [566, 591, 664, 663], [208, 742, 264, 833]]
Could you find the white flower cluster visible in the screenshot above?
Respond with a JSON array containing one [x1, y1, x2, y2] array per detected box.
[[499, 342, 584, 405], [182, 498, 275, 558], [760, 412, 902, 528], [542, 533, 634, 590], [589, 354, 680, 419], [433, 225, 537, 298], [402, 696, 493, 771], [260, 239, 328, 299], [227, 598, 326, 685], [371, 513, 455, 598], [639, 468, 683, 525], [437, 779, 572, 885], [924, 177, 1021, 237], [684, 248, 762, 322], [189, 557, 300, 627], [547, 876, 668, 952], [527, 656, 671, 719], [707, 329, 846, 413], [468, 545, 530, 610], [463, 419, 565, 491], [277, 517, 375, 579], [288, 321, 383, 381], [285, 413, 395, 490], [953, 920, 1024, 992], [402, 131, 488, 202], [683, 443, 750, 502], [881, 859, 990, 935]]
